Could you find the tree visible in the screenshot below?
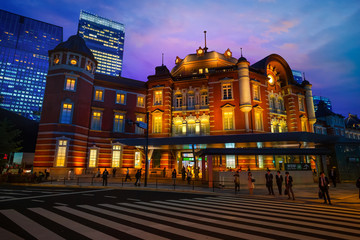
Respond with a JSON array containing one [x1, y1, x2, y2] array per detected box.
[[0, 118, 22, 166]]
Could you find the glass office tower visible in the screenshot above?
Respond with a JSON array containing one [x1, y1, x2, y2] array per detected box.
[[313, 96, 332, 112], [78, 10, 125, 76], [292, 70, 303, 84], [0, 9, 63, 121]]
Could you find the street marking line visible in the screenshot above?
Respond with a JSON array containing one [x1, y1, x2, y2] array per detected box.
[[82, 194, 94, 196], [96, 204, 221, 240], [0, 188, 113, 203], [126, 198, 141, 201], [0, 209, 64, 240], [115, 203, 273, 240], [31, 200, 44, 203], [0, 192, 28, 196], [197, 197, 360, 222], [337, 194, 358, 200], [209, 196, 360, 215], [163, 199, 360, 239], [0, 226, 24, 240], [58, 206, 170, 240], [54, 203, 68, 206], [0, 196, 14, 199], [28, 208, 116, 240], [104, 196, 117, 198]]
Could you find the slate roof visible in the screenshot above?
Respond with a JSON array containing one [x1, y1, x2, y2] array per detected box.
[[52, 34, 96, 62], [94, 73, 146, 89]]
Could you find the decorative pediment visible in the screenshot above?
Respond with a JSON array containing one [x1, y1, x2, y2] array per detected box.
[[221, 103, 235, 109]]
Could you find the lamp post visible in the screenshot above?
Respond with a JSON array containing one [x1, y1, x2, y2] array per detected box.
[[144, 112, 149, 187]]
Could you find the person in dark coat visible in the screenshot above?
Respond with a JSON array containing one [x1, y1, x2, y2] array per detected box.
[[234, 172, 240, 193], [285, 172, 295, 200], [275, 171, 283, 195], [112, 168, 117, 178], [319, 171, 332, 205], [265, 170, 274, 195], [329, 167, 337, 187], [181, 166, 186, 181], [125, 167, 132, 182], [356, 177, 360, 199], [134, 169, 141, 186], [102, 168, 109, 186]]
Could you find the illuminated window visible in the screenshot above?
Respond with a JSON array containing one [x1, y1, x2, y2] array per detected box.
[[199, 69, 203, 74], [175, 94, 182, 108], [153, 115, 162, 133], [173, 120, 183, 135], [254, 111, 263, 131], [135, 151, 141, 168], [253, 85, 260, 101], [222, 83, 232, 100], [70, 58, 77, 65], [116, 92, 126, 104], [55, 139, 68, 167], [60, 102, 73, 124], [135, 116, 145, 134], [223, 111, 234, 130], [137, 96, 145, 107], [225, 143, 235, 168], [187, 120, 196, 135], [301, 119, 307, 132], [65, 78, 76, 91], [201, 92, 208, 106], [94, 89, 104, 101], [91, 111, 102, 130], [299, 96, 305, 112], [113, 113, 124, 132], [200, 120, 210, 135], [88, 148, 98, 168], [154, 90, 163, 105], [112, 145, 121, 167]]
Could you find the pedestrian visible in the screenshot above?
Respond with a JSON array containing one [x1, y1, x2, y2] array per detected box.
[[102, 168, 109, 186], [248, 172, 254, 195], [329, 167, 337, 187], [45, 168, 50, 180], [285, 172, 295, 200], [181, 166, 186, 181], [356, 177, 360, 199], [134, 169, 141, 186], [275, 171, 283, 195], [68, 170, 72, 180], [96, 168, 101, 178], [163, 167, 166, 178], [187, 169, 192, 184], [125, 167, 132, 182], [265, 170, 275, 195], [234, 172, 240, 193], [319, 171, 332, 205], [112, 168, 117, 178], [172, 169, 177, 185]]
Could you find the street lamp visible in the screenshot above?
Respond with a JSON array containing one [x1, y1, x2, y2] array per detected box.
[[135, 112, 149, 187]]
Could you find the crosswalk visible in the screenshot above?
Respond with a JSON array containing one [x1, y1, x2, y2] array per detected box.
[[0, 188, 76, 201], [1, 195, 360, 240]]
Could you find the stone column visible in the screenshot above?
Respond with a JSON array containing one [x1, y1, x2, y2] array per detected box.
[[237, 59, 252, 131], [304, 83, 316, 132]]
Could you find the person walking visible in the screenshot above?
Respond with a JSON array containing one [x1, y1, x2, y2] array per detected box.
[[285, 172, 295, 200], [125, 167, 132, 182], [356, 176, 360, 199], [234, 172, 240, 193], [134, 169, 141, 186], [265, 170, 275, 195], [163, 167, 166, 178], [187, 169, 192, 184], [112, 168, 117, 178], [172, 169, 177, 185], [102, 168, 109, 186], [329, 167, 337, 187], [96, 168, 101, 178], [181, 166, 186, 181], [319, 171, 332, 205], [275, 171, 283, 195], [248, 172, 254, 195]]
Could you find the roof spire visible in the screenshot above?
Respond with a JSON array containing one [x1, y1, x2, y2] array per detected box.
[[162, 53, 164, 66], [204, 31, 208, 53], [240, 47, 243, 57], [303, 72, 306, 80]]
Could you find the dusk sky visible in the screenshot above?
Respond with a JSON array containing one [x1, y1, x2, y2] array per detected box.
[[1, 0, 359, 116]]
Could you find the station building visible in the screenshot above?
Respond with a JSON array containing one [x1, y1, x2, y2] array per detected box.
[[33, 35, 360, 182]]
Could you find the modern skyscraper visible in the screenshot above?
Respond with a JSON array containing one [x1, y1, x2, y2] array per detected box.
[[0, 9, 63, 121], [78, 10, 125, 76], [292, 70, 303, 84], [313, 95, 332, 112]]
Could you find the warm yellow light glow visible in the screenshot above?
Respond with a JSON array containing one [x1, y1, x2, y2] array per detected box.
[[70, 59, 77, 65], [86, 64, 92, 71], [268, 74, 275, 85], [54, 58, 60, 64]]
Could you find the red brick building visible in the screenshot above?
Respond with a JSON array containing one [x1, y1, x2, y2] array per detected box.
[[34, 35, 320, 177]]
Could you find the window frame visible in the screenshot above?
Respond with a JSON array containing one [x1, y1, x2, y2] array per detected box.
[[91, 110, 103, 130], [88, 147, 99, 168], [54, 137, 69, 167], [137, 95, 145, 108], [64, 77, 77, 92], [113, 112, 125, 133], [59, 100, 74, 124], [94, 88, 104, 102], [111, 144, 122, 168], [222, 82, 233, 100], [115, 91, 126, 105], [153, 90, 163, 106]]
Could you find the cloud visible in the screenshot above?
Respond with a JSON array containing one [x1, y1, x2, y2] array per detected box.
[[265, 19, 299, 35]]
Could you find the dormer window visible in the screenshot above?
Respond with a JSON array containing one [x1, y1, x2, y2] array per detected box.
[[70, 58, 77, 65], [224, 48, 232, 57], [196, 47, 204, 56]]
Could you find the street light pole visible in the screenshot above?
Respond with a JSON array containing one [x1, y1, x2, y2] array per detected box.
[[144, 111, 149, 187]]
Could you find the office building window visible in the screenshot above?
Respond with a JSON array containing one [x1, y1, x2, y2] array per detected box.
[[153, 115, 162, 133], [91, 111, 102, 130], [201, 92, 208, 106], [94, 89, 104, 101], [154, 91, 163, 105], [60, 102, 73, 124], [223, 110, 234, 130], [88, 148, 98, 168], [113, 113, 124, 132], [116, 92, 126, 104], [137, 96, 145, 107], [65, 78, 76, 91], [55, 139, 68, 167], [135, 151, 141, 168], [112, 145, 121, 168], [222, 83, 232, 100]]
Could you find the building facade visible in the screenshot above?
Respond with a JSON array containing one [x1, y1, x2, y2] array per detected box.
[[0, 9, 63, 121], [78, 10, 125, 77]]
